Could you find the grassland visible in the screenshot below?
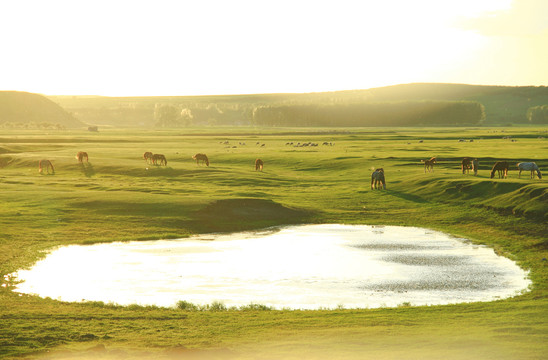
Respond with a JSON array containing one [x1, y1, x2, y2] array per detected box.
[[0, 127, 547, 359]]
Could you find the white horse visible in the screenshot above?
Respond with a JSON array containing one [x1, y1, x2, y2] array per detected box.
[[517, 162, 542, 179]]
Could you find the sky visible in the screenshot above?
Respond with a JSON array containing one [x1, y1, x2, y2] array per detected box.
[[1, 0, 547, 96]]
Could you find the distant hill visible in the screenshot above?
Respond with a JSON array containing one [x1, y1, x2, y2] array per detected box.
[[47, 83, 548, 127], [362, 83, 548, 124], [0, 91, 86, 129]]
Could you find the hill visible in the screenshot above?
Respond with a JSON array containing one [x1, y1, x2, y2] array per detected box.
[[0, 91, 86, 129], [46, 83, 548, 127], [364, 83, 548, 124]]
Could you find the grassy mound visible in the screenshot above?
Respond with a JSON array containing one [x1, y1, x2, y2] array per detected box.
[[405, 177, 547, 221], [194, 198, 313, 232]]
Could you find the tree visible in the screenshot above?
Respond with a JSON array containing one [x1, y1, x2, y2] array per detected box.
[[527, 105, 548, 124], [180, 108, 194, 127], [154, 104, 179, 127]]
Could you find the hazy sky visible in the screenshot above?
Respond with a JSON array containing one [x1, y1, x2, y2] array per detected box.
[[1, 0, 547, 96]]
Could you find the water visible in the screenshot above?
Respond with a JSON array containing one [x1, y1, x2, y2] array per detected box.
[[11, 224, 531, 309]]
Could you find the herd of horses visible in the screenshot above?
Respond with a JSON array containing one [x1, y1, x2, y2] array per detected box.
[[38, 151, 543, 187], [416, 156, 541, 179], [39, 151, 265, 173], [371, 157, 542, 190]]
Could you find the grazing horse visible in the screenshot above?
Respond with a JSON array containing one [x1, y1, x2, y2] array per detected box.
[[461, 157, 473, 174], [152, 154, 167, 166], [76, 151, 88, 163], [38, 160, 54, 175], [421, 157, 436, 173], [255, 158, 264, 171], [472, 158, 479, 176], [517, 162, 542, 179], [143, 152, 153, 164], [192, 153, 209, 166], [371, 168, 386, 190], [490, 161, 509, 179]]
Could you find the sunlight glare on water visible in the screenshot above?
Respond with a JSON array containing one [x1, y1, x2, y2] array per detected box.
[[12, 225, 531, 309]]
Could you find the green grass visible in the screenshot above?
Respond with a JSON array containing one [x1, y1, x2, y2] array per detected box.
[[0, 127, 547, 359]]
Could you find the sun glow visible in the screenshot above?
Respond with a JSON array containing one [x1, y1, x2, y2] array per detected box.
[[1, 0, 544, 96]]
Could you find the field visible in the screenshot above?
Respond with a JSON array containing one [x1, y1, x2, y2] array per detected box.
[[1, 126, 547, 359]]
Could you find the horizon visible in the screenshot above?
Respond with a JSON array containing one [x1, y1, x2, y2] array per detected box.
[[2, 0, 547, 97], [7, 81, 546, 99]]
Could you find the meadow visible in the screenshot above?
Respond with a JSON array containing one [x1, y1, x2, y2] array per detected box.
[[0, 126, 547, 359]]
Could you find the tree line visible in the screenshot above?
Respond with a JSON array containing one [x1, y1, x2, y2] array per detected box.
[[46, 84, 548, 127], [251, 101, 485, 127], [527, 105, 548, 124], [153, 100, 486, 128]]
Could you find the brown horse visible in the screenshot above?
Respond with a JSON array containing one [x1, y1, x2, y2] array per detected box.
[[421, 157, 436, 173], [38, 160, 55, 174], [152, 154, 167, 166], [143, 152, 153, 164], [192, 153, 209, 166], [255, 158, 264, 171], [461, 157, 473, 174], [76, 151, 88, 163], [371, 168, 386, 190], [472, 158, 479, 176], [490, 161, 509, 179]]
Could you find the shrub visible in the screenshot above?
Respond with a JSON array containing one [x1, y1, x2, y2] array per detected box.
[[209, 301, 227, 312], [239, 303, 273, 311], [176, 300, 199, 311]]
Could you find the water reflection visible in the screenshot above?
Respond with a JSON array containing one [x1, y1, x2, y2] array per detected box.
[[12, 224, 530, 310]]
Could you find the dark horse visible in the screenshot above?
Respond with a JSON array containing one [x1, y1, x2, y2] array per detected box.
[[152, 154, 167, 166], [421, 157, 436, 173], [461, 157, 479, 175], [193, 153, 209, 166], [255, 158, 264, 171], [371, 168, 386, 190], [490, 161, 509, 179], [76, 151, 88, 163]]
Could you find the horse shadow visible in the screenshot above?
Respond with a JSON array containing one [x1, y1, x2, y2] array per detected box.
[[79, 162, 96, 177]]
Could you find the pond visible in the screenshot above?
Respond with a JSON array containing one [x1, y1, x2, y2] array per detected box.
[[11, 224, 531, 310]]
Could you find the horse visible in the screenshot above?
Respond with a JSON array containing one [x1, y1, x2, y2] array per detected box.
[[517, 162, 542, 179], [152, 154, 167, 166], [38, 160, 55, 175], [472, 158, 479, 176], [461, 157, 473, 174], [143, 152, 153, 164], [76, 151, 88, 163], [255, 158, 264, 171], [490, 161, 509, 179], [421, 157, 436, 173], [192, 153, 209, 166], [371, 168, 386, 190]]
